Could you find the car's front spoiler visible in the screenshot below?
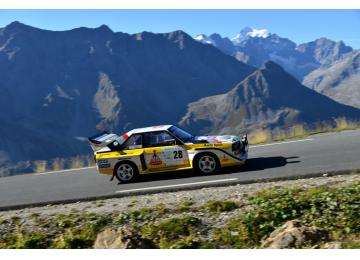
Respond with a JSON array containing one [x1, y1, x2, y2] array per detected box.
[[194, 147, 247, 162]]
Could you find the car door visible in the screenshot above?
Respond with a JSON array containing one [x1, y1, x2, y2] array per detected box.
[[143, 131, 190, 171]]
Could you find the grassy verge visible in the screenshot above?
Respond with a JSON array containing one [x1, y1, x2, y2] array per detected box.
[[213, 181, 359, 248], [248, 117, 360, 144], [32, 155, 95, 174], [0, 179, 358, 249], [0, 154, 95, 177]]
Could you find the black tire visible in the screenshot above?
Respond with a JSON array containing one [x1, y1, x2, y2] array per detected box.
[[193, 152, 220, 174], [114, 161, 139, 183]]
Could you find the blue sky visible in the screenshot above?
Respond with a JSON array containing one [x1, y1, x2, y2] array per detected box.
[[1, 10, 360, 48]]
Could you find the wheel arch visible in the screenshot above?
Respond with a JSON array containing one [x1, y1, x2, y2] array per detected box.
[[113, 159, 139, 176], [192, 151, 221, 168]]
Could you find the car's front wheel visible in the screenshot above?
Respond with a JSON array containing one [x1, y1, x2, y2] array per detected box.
[[114, 161, 138, 183], [194, 153, 219, 174]]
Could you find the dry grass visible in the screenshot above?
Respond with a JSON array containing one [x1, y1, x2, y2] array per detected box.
[[84, 156, 95, 167], [248, 129, 270, 144], [69, 156, 86, 169], [30, 155, 95, 174], [249, 118, 360, 145], [51, 158, 66, 171], [334, 117, 358, 131], [33, 160, 47, 173], [288, 124, 306, 137]]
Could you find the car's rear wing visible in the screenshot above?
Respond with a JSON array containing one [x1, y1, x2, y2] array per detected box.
[[88, 131, 128, 152]]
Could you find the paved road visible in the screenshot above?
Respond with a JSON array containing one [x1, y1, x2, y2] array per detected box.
[[1, 130, 360, 210]]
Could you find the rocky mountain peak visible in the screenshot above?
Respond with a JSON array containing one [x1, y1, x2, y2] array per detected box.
[[231, 27, 271, 45], [303, 49, 360, 109], [194, 34, 208, 41], [5, 21, 30, 29], [208, 33, 225, 40], [230, 61, 291, 101], [2, 21, 40, 34], [96, 24, 113, 33], [179, 58, 360, 135], [165, 30, 191, 39]]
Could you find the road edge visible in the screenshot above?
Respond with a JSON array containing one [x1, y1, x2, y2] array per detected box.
[[0, 169, 359, 212]]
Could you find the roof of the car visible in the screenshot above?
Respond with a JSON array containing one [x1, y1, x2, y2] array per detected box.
[[126, 125, 173, 135]]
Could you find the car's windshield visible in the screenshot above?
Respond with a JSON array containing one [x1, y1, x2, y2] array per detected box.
[[169, 126, 194, 142]]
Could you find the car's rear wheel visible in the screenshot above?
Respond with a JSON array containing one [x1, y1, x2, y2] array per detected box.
[[194, 153, 219, 174], [115, 161, 138, 183]]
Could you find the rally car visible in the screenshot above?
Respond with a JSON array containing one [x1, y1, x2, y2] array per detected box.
[[88, 125, 248, 183]]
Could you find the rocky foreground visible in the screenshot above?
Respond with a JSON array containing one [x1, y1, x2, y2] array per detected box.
[[0, 173, 359, 249]]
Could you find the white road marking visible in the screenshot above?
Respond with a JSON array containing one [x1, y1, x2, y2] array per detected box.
[[115, 178, 239, 193], [251, 138, 313, 148], [34, 166, 96, 175]]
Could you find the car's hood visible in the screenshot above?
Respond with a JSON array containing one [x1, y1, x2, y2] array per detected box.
[[194, 135, 239, 144]]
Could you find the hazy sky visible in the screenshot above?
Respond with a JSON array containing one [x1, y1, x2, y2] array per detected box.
[[1, 9, 360, 48]]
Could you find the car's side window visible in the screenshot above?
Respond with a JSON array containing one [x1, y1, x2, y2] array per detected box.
[[143, 131, 177, 148], [122, 134, 143, 150]]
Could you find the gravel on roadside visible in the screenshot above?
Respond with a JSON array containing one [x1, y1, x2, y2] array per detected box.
[[1, 173, 359, 220]]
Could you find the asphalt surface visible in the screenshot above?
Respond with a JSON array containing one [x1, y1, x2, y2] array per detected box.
[[1, 130, 360, 210]]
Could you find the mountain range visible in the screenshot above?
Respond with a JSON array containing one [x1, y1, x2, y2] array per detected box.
[[303, 50, 360, 109], [179, 61, 360, 134], [194, 27, 354, 80], [0, 22, 359, 174], [0, 21, 254, 171]]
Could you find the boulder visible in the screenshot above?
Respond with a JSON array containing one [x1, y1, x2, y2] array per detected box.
[[261, 220, 329, 249], [93, 227, 156, 249]]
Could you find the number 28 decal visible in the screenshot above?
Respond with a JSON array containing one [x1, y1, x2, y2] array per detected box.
[[173, 150, 183, 159]]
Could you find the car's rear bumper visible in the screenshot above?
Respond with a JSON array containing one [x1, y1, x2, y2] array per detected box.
[[96, 166, 113, 175]]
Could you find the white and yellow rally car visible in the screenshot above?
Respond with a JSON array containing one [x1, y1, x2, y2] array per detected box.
[[88, 125, 248, 183]]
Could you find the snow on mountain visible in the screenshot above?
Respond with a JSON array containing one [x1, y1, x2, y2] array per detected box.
[[231, 27, 253, 45], [194, 33, 236, 55], [193, 27, 354, 81], [247, 28, 270, 38], [194, 34, 215, 45], [195, 27, 272, 47], [231, 27, 270, 45]]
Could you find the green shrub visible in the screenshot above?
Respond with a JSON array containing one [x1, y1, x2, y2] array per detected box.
[[142, 216, 200, 248], [50, 213, 112, 249], [169, 235, 215, 249], [213, 181, 360, 248], [19, 234, 50, 249], [52, 227, 96, 249], [115, 208, 153, 224], [175, 200, 194, 212], [3, 233, 50, 249], [206, 200, 238, 213], [155, 203, 171, 215], [341, 240, 360, 249]]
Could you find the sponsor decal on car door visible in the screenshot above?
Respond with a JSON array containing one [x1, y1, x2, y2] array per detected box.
[[144, 146, 189, 170], [161, 146, 189, 167], [144, 148, 164, 170]]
